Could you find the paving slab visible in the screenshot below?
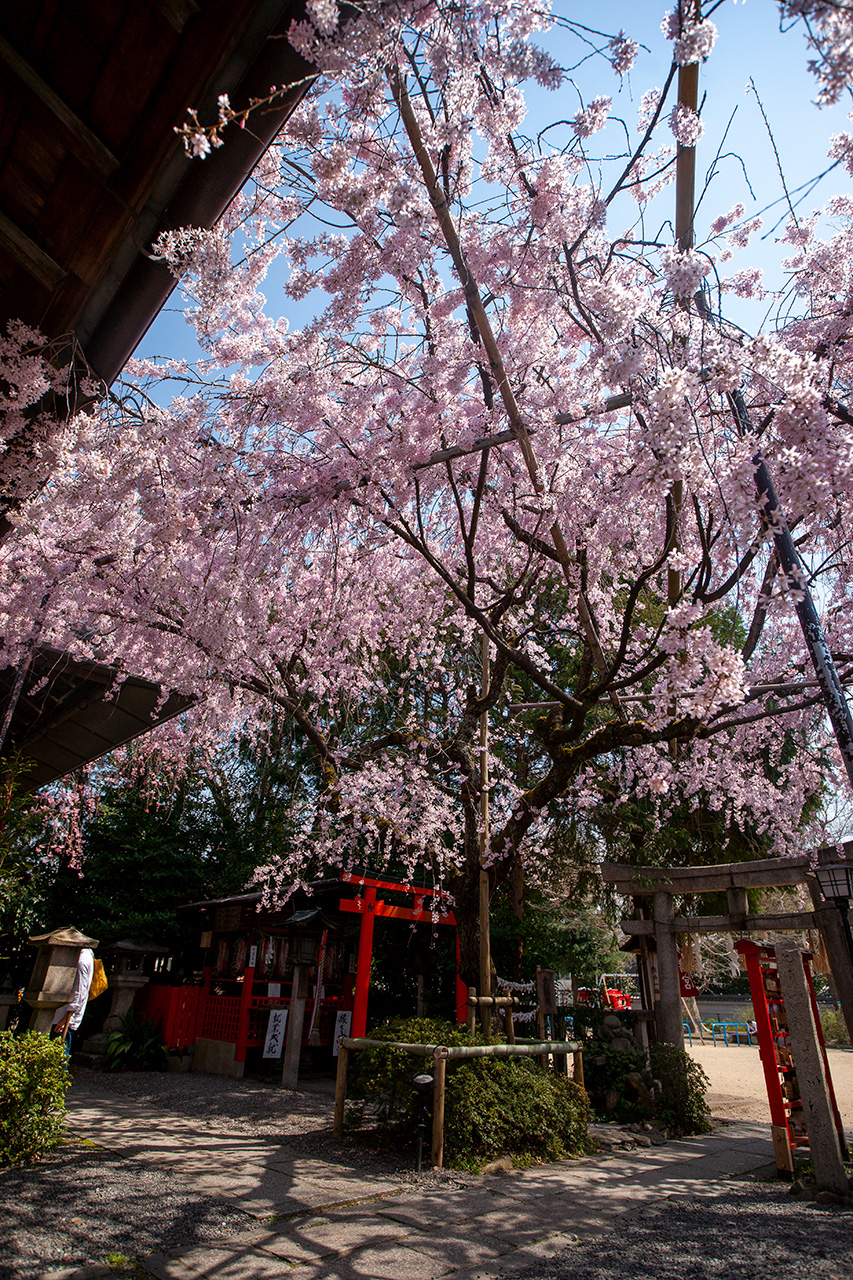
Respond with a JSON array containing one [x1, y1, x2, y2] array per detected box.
[[373, 1188, 516, 1229], [181, 1176, 336, 1215], [258, 1210, 415, 1259], [151, 1244, 296, 1280], [400, 1232, 516, 1271], [294, 1241, 454, 1280], [142, 1257, 206, 1280]]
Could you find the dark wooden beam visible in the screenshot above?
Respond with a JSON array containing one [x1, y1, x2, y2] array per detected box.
[[152, 0, 201, 33], [0, 212, 66, 292], [621, 911, 816, 936], [0, 35, 119, 178], [601, 855, 810, 895]]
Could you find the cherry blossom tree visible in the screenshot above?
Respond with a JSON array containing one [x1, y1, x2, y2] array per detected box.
[[3, 0, 853, 981]]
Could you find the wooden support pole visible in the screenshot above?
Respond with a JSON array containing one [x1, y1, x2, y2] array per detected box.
[[467, 986, 477, 1036], [502, 988, 515, 1045], [455, 936, 468, 1026], [282, 963, 309, 1089], [809, 878, 853, 1045], [573, 1050, 585, 1090], [479, 633, 492, 1035], [333, 1042, 348, 1138], [234, 959, 255, 1068], [653, 892, 684, 1046], [431, 1054, 446, 1168]]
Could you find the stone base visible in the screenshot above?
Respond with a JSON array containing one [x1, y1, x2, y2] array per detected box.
[[71, 1051, 109, 1070], [192, 1037, 244, 1078], [168, 1049, 195, 1073], [81, 1031, 112, 1055]]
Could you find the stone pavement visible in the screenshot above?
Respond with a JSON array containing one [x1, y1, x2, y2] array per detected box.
[[60, 1086, 779, 1280]]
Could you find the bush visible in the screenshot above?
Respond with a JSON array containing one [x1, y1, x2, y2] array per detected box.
[[649, 1042, 712, 1136], [106, 1009, 169, 1071], [349, 1017, 473, 1123], [445, 1055, 592, 1170], [821, 1008, 851, 1046], [583, 1041, 648, 1112], [349, 1016, 592, 1171], [0, 1030, 70, 1165]]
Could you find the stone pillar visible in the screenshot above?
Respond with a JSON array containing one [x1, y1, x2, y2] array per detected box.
[[25, 926, 99, 1033], [653, 891, 683, 1046], [776, 939, 848, 1195]]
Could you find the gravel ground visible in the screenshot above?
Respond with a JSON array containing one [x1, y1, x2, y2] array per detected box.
[[0, 1137, 256, 1279], [70, 1068, 344, 1139], [0, 1070, 471, 1279], [517, 1184, 853, 1280]]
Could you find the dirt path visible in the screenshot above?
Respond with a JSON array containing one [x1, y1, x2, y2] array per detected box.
[[687, 1042, 853, 1128]]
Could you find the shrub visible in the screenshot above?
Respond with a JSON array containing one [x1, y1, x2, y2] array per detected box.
[[445, 1055, 592, 1170], [821, 1008, 851, 1047], [649, 1042, 712, 1135], [0, 1030, 70, 1166], [106, 1009, 169, 1071], [349, 1016, 592, 1171], [583, 1041, 648, 1112], [349, 1016, 474, 1123]]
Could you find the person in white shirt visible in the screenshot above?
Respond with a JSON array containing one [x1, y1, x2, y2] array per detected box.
[[52, 948, 94, 1056]]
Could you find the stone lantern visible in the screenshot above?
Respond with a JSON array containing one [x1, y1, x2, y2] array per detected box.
[[25, 925, 99, 1033], [79, 938, 168, 1064]]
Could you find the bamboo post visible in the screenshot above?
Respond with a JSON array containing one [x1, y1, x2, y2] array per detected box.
[[333, 1042, 349, 1138], [573, 1049, 584, 1089], [467, 986, 477, 1036], [431, 1053, 447, 1168], [502, 988, 515, 1045]]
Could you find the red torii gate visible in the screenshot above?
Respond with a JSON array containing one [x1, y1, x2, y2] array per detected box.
[[339, 872, 467, 1035]]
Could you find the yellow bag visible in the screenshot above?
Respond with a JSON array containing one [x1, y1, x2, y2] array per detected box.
[[89, 957, 108, 1000]]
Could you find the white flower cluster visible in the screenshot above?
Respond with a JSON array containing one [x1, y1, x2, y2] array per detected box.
[[571, 96, 612, 139], [662, 10, 718, 66], [668, 103, 704, 147], [660, 246, 710, 300], [608, 30, 638, 75], [307, 0, 339, 36]]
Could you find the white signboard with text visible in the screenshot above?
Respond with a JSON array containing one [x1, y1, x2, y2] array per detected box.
[[332, 1009, 352, 1057], [263, 1008, 288, 1058]]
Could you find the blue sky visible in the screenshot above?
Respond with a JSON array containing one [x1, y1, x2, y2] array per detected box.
[[135, 1, 852, 368]]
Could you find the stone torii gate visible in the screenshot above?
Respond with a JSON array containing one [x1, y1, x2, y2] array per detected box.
[[601, 851, 853, 1047]]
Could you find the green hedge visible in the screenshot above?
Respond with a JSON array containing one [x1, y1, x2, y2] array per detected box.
[[350, 1017, 592, 1171], [0, 1031, 70, 1166]]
